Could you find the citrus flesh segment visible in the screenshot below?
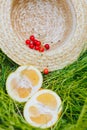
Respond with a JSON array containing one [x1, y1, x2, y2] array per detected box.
[[30, 114, 52, 125], [17, 87, 31, 98], [21, 69, 39, 86], [36, 93, 57, 110], [16, 66, 43, 88], [29, 106, 40, 117], [29, 106, 52, 124], [11, 78, 32, 98]]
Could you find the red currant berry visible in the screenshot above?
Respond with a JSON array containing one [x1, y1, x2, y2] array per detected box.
[[30, 35, 35, 41], [44, 44, 50, 50], [25, 40, 30, 45], [35, 46, 40, 50], [43, 68, 49, 74], [29, 44, 34, 49], [34, 39, 39, 45], [30, 40, 34, 44], [39, 47, 44, 52], [36, 41, 41, 46]]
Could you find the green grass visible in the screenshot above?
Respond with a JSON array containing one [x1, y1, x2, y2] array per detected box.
[[0, 50, 87, 130]]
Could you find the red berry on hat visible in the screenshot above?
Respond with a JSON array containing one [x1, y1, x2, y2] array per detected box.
[[39, 47, 44, 52], [25, 40, 30, 45], [44, 44, 50, 50], [35, 46, 40, 50], [30, 35, 35, 41], [36, 41, 41, 46], [29, 43, 34, 49], [34, 39, 39, 45], [30, 40, 34, 44]]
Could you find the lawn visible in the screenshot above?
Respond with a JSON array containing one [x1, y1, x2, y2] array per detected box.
[[0, 49, 87, 130]]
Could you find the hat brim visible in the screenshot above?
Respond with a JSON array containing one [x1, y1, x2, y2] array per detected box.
[[0, 0, 87, 71]]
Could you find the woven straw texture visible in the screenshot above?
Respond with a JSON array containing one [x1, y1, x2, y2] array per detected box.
[[0, 0, 87, 71]]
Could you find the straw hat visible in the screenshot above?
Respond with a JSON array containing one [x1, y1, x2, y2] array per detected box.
[[0, 0, 87, 71]]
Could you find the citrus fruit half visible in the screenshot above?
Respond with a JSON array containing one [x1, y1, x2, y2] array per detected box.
[[24, 89, 62, 129], [6, 66, 43, 102]]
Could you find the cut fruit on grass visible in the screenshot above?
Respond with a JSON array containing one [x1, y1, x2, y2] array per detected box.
[[6, 66, 43, 102], [24, 89, 62, 129]]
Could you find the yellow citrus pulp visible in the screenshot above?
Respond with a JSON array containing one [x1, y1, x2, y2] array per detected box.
[[6, 66, 43, 102], [24, 89, 62, 129]]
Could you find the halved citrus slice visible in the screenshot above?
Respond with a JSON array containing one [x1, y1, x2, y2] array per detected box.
[[6, 66, 43, 102], [24, 89, 62, 129]]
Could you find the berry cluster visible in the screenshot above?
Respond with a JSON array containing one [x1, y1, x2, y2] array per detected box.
[[25, 35, 50, 52]]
